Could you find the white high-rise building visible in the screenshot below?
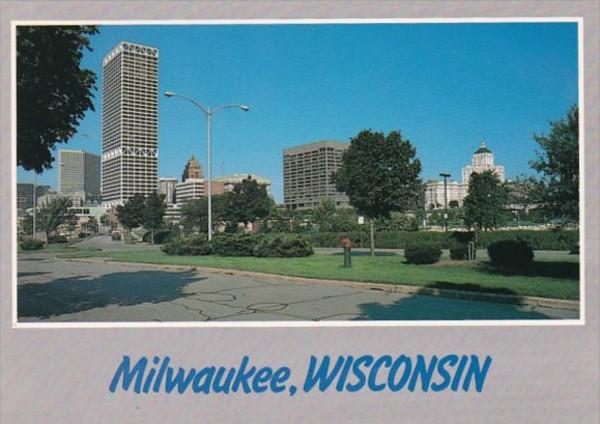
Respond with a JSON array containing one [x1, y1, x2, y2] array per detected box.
[[461, 142, 505, 185], [101, 41, 159, 207], [425, 142, 506, 210]]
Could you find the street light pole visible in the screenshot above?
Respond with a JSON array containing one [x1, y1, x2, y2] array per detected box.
[[439, 173, 451, 233], [164, 91, 249, 241], [32, 172, 37, 239]]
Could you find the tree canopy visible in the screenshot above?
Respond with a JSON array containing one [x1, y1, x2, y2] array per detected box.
[[463, 171, 508, 231], [530, 105, 579, 223], [17, 25, 98, 172], [36, 197, 76, 241], [333, 129, 422, 256], [143, 192, 166, 243], [333, 129, 422, 220], [223, 176, 273, 225], [116, 194, 146, 230]]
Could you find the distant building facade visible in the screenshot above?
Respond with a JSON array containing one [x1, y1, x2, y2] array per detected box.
[[58, 149, 101, 201], [175, 156, 205, 204], [16, 183, 50, 212], [283, 140, 349, 210], [461, 142, 505, 185], [101, 41, 159, 207], [158, 177, 177, 204], [211, 174, 271, 195], [425, 142, 505, 210]]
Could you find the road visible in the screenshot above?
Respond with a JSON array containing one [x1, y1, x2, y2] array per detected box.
[[17, 250, 577, 322]]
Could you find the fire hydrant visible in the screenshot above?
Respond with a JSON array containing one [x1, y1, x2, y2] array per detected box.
[[341, 237, 352, 268]]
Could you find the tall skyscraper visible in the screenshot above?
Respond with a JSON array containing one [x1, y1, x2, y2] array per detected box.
[[101, 41, 159, 207], [283, 140, 350, 210], [58, 149, 100, 198]]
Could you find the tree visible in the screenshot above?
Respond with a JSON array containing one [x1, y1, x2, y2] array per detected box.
[[116, 194, 145, 231], [449, 200, 460, 209], [313, 198, 336, 231], [463, 171, 508, 231], [17, 26, 99, 172], [36, 197, 76, 242], [143, 192, 166, 244], [223, 176, 273, 227], [180, 196, 226, 233], [85, 216, 98, 234], [333, 129, 422, 256], [530, 105, 579, 223]]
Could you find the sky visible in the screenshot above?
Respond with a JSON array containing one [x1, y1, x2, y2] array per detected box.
[[17, 22, 579, 203]]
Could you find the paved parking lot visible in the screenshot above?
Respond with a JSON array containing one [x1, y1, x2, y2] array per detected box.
[[17, 251, 578, 322]]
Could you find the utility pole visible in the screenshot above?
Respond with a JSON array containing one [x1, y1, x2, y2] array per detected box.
[[439, 173, 451, 232]]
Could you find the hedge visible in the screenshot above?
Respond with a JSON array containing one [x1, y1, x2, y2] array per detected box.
[[488, 240, 534, 268], [19, 239, 44, 250], [308, 230, 578, 250], [143, 229, 178, 244], [253, 236, 313, 257], [211, 234, 258, 256], [161, 235, 211, 256], [404, 242, 442, 265]]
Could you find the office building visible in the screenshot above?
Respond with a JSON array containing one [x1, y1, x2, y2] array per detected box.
[[16, 183, 50, 212], [101, 41, 159, 207], [211, 174, 271, 195], [158, 177, 177, 204], [425, 142, 506, 210], [58, 149, 100, 201], [461, 142, 505, 185], [175, 156, 205, 204], [283, 140, 349, 209]]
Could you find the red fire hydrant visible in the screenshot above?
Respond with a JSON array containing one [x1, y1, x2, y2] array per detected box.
[[341, 237, 352, 268]]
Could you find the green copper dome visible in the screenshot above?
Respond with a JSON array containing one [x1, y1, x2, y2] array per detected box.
[[474, 142, 492, 154]]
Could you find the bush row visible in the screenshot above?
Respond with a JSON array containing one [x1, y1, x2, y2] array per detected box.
[[161, 233, 313, 258], [19, 239, 44, 250], [309, 230, 578, 250]]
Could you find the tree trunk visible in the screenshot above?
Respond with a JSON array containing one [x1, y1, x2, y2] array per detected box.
[[151, 228, 155, 244], [369, 218, 375, 258]]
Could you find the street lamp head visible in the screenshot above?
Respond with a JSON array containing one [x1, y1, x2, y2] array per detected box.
[[239, 105, 250, 112], [164, 91, 176, 97]]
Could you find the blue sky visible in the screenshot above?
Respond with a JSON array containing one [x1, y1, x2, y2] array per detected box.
[[17, 22, 579, 202]]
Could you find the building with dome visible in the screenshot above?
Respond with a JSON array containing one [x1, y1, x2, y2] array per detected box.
[[424, 142, 505, 210], [461, 142, 505, 185]]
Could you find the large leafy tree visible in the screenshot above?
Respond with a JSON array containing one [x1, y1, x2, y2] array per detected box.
[[142, 192, 166, 244], [180, 195, 226, 232], [463, 171, 508, 231], [223, 176, 273, 226], [530, 105, 579, 223], [312, 197, 336, 232], [333, 129, 422, 256], [36, 197, 76, 242], [17, 25, 98, 172], [116, 194, 146, 231]]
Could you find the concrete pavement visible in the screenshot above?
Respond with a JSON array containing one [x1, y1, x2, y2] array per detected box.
[[17, 251, 578, 322]]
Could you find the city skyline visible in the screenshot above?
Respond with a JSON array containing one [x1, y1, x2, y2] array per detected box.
[[16, 23, 579, 203]]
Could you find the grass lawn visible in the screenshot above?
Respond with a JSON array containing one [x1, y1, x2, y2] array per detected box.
[[56, 248, 579, 300]]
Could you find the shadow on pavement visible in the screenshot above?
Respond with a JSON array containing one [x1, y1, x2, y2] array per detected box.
[[18, 270, 200, 318], [355, 289, 551, 320], [18, 271, 51, 278], [425, 281, 519, 296]]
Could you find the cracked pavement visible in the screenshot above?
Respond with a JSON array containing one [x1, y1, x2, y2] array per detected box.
[[17, 252, 578, 322]]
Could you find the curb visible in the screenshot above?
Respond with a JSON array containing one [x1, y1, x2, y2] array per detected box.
[[65, 257, 579, 311]]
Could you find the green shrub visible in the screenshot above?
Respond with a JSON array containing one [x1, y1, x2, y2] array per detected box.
[[143, 229, 177, 244], [211, 233, 259, 256], [404, 242, 442, 264], [253, 235, 313, 257], [48, 235, 68, 244], [487, 240, 534, 268], [449, 241, 469, 260], [308, 229, 578, 250], [161, 234, 211, 256], [19, 239, 44, 250]]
